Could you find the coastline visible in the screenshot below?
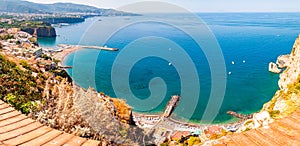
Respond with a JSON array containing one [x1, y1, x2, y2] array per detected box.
[[52, 46, 243, 127], [43, 14, 291, 128]]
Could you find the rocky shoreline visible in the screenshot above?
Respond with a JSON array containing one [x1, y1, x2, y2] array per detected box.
[[237, 35, 300, 133], [264, 35, 300, 116]]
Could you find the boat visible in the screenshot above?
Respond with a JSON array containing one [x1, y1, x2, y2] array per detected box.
[[60, 23, 70, 26]]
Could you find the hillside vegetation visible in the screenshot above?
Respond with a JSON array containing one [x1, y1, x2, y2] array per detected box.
[[0, 55, 46, 113], [0, 54, 153, 145], [0, 0, 135, 16]]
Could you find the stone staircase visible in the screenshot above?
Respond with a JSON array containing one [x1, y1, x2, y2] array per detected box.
[[0, 100, 100, 146]]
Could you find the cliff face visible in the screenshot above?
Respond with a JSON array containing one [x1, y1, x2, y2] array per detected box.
[[263, 35, 300, 118], [238, 35, 300, 132], [278, 35, 300, 90], [21, 27, 56, 38]]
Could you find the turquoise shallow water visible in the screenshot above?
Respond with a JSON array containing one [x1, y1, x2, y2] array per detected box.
[[38, 13, 300, 124]]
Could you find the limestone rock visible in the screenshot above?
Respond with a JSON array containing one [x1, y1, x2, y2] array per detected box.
[[252, 111, 273, 129], [21, 27, 56, 38], [238, 111, 273, 132], [276, 55, 290, 68], [269, 62, 282, 73], [278, 35, 300, 90], [263, 35, 300, 118]]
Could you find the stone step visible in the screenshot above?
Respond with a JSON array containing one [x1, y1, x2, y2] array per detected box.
[[21, 130, 63, 146], [0, 122, 42, 141], [3, 126, 52, 145], [244, 129, 279, 146], [229, 133, 259, 146], [0, 114, 28, 127], [42, 133, 74, 146]]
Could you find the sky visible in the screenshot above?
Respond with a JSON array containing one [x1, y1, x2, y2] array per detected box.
[[26, 0, 300, 12]]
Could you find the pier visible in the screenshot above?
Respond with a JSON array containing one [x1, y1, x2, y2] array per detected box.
[[81, 46, 118, 51], [57, 44, 119, 51], [227, 111, 253, 120], [163, 95, 180, 118], [133, 95, 181, 128]]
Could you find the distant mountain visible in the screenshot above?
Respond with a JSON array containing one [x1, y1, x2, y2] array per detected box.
[[0, 0, 136, 16]]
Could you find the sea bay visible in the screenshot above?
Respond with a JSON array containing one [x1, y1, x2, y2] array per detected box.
[[38, 13, 300, 124]]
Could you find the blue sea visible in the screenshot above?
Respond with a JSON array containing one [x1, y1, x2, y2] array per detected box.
[[38, 13, 300, 124]]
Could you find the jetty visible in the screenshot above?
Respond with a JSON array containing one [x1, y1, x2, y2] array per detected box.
[[132, 95, 181, 128], [227, 111, 253, 120], [163, 95, 180, 118], [57, 44, 119, 51]]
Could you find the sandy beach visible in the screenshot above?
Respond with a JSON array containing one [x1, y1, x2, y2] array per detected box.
[[52, 47, 82, 65]]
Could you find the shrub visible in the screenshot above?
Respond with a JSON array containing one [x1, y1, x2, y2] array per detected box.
[[0, 34, 14, 40], [0, 55, 44, 114], [269, 110, 280, 119], [20, 60, 30, 70], [52, 59, 61, 64], [42, 54, 51, 60], [188, 136, 201, 146]]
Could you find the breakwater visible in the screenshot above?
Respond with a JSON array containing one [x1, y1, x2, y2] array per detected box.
[[57, 44, 119, 51]]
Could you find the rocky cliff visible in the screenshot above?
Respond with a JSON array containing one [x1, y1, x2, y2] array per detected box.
[[21, 27, 56, 38], [277, 35, 300, 90], [239, 35, 300, 132], [263, 35, 300, 117]]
